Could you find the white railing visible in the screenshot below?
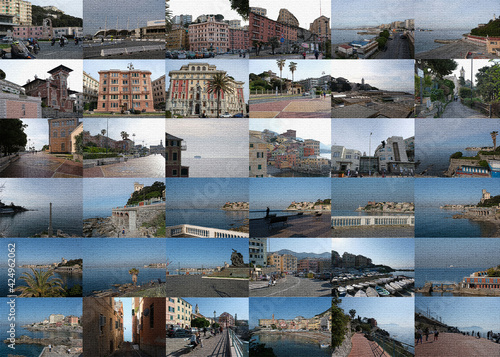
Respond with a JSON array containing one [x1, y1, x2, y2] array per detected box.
[[331, 215, 415, 227], [166, 224, 249, 238], [229, 328, 248, 357]]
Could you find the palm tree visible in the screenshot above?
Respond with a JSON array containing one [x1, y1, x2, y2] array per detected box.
[[207, 73, 234, 118], [15, 268, 65, 297], [129, 268, 140, 286], [491, 131, 498, 150], [288, 62, 297, 82], [276, 59, 286, 94], [120, 131, 129, 140], [349, 309, 356, 319]]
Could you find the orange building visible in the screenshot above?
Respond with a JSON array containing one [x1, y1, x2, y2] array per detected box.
[[132, 297, 166, 357], [48, 118, 80, 153]]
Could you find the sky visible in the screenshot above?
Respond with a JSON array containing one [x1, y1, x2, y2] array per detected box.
[[268, 238, 332, 255], [448, 59, 497, 85], [332, 60, 415, 92], [166, 59, 250, 101], [122, 298, 132, 341], [250, 0, 331, 28], [0, 238, 82, 266], [83, 238, 166, 267], [332, 118, 414, 154], [250, 177, 330, 210], [415, 297, 500, 331], [249, 297, 331, 328], [415, 0, 498, 30], [83, 0, 164, 35], [331, 0, 414, 28], [250, 59, 332, 82], [416, 118, 500, 155], [165, 178, 248, 209], [31, 0, 83, 18], [415, 178, 499, 207], [1, 60, 83, 92], [416, 238, 500, 268], [84, 60, 165, 84], [83, 178, 160, 218], [166, 238, 248, 268], [338, 298, 414, 327], [250, 118, 331, 147], [83, 118, 164, 146], [184, 298, 249, 320], [332, 238, 414, 269], [21, 119, 49, 151], [169, 0, 248, 24], [332, 178, 414, 211], [166, 119, 248, 158], [0, 178, 82, 209], [0, 298, 81, 325]]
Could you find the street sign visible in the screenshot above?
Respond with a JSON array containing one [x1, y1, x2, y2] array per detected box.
[[280, 37, 285, 43], [417, 68, 424, 78]]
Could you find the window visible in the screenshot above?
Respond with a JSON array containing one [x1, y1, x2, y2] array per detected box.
[[258, 164, 262, 170], [111, 79, 118, 84], [53, 131, 57, 138], [102, 95, 106, 100], [173, 169, 178, 176], [110, 95, 118, 99], [150, 303, 154, 328], [173, 152, 178, 161], [123, 95, 128, 99], [111, 73, 118, 77], [103, 80, 107, 84], [61, 130, 66, 137]]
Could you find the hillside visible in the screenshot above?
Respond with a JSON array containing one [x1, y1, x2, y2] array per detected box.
[[32, 5, 82, 27], [271, 249, 331, 260], [470, 19, 500, 37]]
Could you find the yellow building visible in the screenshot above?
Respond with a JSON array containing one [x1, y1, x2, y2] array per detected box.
[[166, 27, 189, 50], [0, 0, 31, 25], [267, 253, 297, 272], [277, 8, 299, 28], [171, 297, 192, 328], [249, 134, 268, 178]]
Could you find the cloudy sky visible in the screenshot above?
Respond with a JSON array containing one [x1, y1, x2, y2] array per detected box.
[[31, 0, 82, 18], [21, 119, 49, 151], [448, 59, 497, 85], [170, 0, 248, 25], [331, 0, 414, 28], [250, 59, 332, 82]]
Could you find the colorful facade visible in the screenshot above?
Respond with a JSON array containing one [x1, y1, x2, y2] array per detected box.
[[188, 16, 228, 52]]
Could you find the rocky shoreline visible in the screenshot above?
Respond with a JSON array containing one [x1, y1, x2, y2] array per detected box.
[[417, 39, 496, 59]]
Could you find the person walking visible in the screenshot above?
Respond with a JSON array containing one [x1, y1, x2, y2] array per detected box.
[[416, 329, 423, 344], [314, 49, 319, 59], [424, 327, 429, 342], [434, 330, 439, 341]]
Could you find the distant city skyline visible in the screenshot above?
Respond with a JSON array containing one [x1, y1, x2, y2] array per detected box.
[[184, 298, 249, 320], [166, 178, 248, 210], [250, 178, 330, 210], [332, 118, 414, 155], [166, 238, 249, 269], [83, 239, 165, 267], [331, 0, 414, 29], [416, 238, 500, 268], [169, 0, 249, 24], [0, 239, 82, 266], [249, 297, 331, 328], [0, 298, 81, 325], [332, 238, 414, 269], [268, 238, 332, 255]]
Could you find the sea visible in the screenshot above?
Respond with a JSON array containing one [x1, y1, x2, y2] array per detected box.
[[377, 325, 415, 350], [0, 268, 82, 296], [332, 210, 411, 217], [415, 207, 492, 237], [415, 267, 486, 290], [83, 267, 166, 296], [332, 29, 378, 45], [182, 157, 248, 178], [415, 29, 469, 53], [416, 148, 479, 176], [166, 209, 248, 230], [0, 206, 82, 237], [0, 325, 81, 357], [253, 333, 331, 357]]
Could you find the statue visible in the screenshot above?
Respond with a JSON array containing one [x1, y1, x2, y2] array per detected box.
[[230, 249, 244, 267]]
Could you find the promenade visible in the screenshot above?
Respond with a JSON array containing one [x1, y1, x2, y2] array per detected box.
[[249, 96, 331, 118], [164, 275, 248, 297], [1, 152, 82, 178], [250, 214, 331, 238], [416, 39, 497, 59], [167, 329, 229, 357], [415, 332, 500, 356], [84, 154, 165, 177], [349, 333, 389, 357]]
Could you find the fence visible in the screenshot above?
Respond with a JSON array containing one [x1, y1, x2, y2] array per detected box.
[[228, 328, 249, 357], [372, 334, 414, 357]]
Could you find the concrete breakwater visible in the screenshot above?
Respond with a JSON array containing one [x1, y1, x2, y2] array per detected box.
[[416, 282, 500, 296]]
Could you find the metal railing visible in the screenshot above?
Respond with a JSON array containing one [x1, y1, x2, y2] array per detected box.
[[228, 328, 249, 357], [372, 334, 414, 357]]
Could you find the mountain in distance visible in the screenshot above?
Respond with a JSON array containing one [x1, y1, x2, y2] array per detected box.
[[270, 249, 331, 260]]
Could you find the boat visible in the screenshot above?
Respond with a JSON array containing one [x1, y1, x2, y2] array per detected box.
[[320, 343, 330, 348], [385, 283, 396, 294], [366, 287, 379, 297], [346, 285, 355, 293], [375, 286, 391, 296], [337, 287, 347, 297], [354, 290, 367, 297]]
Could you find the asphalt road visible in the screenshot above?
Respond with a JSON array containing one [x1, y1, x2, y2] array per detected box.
[[374, 34, 412, 59], [84, 40, 164, 58], [250, 276, 331, 297], [164, 275, 248, 297]]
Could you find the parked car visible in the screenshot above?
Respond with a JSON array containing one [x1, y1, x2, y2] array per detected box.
[[173, 329, 191, 338], [165, 50, 172, 59], [177, 51, 187, 59], [220, 112, 232, 118], [232, 113, 244, 118]]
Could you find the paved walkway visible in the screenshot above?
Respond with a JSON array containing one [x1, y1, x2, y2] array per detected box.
[[167, 330, 228, 357], [415, 332, 500, 356], [84, 154, 165, 177], [164, 275, 248, 297], [250, 214, 331, 238], [111, 342, 152, 357], [250, 97, 331, 118], [349, 333, 389, 357], [442, 101, 488, 118], [1, 152, 82, 178]]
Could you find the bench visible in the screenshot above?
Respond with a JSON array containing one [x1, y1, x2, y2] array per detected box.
[[268, 216, 288, 230]]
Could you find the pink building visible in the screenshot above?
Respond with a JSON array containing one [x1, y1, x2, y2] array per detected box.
[[188, 16, 229, 52], [229, 28, 249, 50], [13, 25, 43, 39], [249, 12, 297, 47]]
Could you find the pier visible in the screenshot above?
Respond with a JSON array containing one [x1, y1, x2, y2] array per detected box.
[[331, 215, 415, 228]]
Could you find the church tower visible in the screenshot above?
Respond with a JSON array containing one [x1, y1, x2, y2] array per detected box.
[[460, 67, 465, 79]]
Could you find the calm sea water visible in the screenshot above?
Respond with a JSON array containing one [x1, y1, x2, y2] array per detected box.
[[254, 333, 331, 357], [415, 267, 485, 288], [0, 268, 82, 296], [378, 325, 415, 349], [83, 267, 165, 296], [416, 148, 479, 176], [415, 29, 469, 53], [166, 209, 248, 230], [415, 207, 487, 237], [332, 29, 377, 44], [0, 206, 82, 237], [182, 158, 248, 178]]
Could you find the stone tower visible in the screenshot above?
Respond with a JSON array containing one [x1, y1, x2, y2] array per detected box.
[[481, 189, 491, 203], [460, 67, 465, 79]]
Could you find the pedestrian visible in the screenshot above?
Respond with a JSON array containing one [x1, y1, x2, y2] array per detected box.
[[122, 229, 125, 235], [48, 344, 52, 352], [196, 332, 203, 348], [203, 327, 207, 337], [416, 329, 423, 344], [189, 334, 198, 347], [434, 330, 439, 341], [424, 327, 429, 341], [302, 51, 306, 59], [220, 326, 223, 334], [266, 207, 270, 218], [314, 49, 319, 59], [477, 331, 480, 339]]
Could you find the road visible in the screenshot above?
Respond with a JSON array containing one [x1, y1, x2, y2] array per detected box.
[[164, 275, 248, 297], [374, 34, 412, 59], [250, 276, 331, 297], [84, 40, 164, 58], [1, 152, 82, 178], [35, 41, 83, 59], [441, 101, 488, 118]]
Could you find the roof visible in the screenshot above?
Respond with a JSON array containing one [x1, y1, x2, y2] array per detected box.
[[166, 133, 183, 140], [48, 65, 73, 74]]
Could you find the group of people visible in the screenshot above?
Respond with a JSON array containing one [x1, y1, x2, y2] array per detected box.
[[189, 326, 225, 349], [415, 327, 439, 344]]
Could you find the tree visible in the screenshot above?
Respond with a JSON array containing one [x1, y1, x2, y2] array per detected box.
[[120, 131, 129, 140], [191, 317, 210, 328], [129, 268, 139, 286], [252, 40, 265, 56], [450, 152, 463, 159], [459, 87, 472, 98], [0, 69, 5, 80], [74, 133, 84, 155], [15, 268, 65, 297], [230, 0, 249, 20], [289, 62, 297, 82], [207, 72, 234, 118], [349, 309, 356, 319], [0, 119, 27, 156], [475, 62, 500, 103], [268, 37, 280, 55], [331, 300, 349, 349], [276, 59, 286, 94], [423, 60, 458, 79]]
